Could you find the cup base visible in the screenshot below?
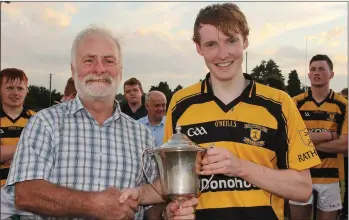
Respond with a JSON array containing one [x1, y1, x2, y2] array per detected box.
[[168, 193, 197, 202]]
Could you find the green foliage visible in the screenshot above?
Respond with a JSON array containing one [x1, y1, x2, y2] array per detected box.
[[149, 82, 183, 105], [25, 85, 62, 111], [250, 59, 285, 85], [286, 70, 303, 97]]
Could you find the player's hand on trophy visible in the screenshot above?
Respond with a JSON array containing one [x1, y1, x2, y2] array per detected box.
[[94, 187, 139, 220], [163, 197, 198, 220], [200, 147, 242, 177]]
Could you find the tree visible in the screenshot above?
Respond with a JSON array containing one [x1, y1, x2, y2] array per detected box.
[[265, 75, 286, 91], [286, 70, 302, 97], [265, 60, 285, 83], [25, 85, 62, 111], [250, 60, 267, 83], [149, 81, 173, 104], [173, 85, 183, 93], [250, 59, 285, 85]]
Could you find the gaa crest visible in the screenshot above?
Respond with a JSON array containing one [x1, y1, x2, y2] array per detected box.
[[243, 124, 266, 147], [250, 128, 261, 141], [327, 113, 336, 122]]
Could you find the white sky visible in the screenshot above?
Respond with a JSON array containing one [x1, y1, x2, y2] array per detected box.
[[1, 1, 347, 93]]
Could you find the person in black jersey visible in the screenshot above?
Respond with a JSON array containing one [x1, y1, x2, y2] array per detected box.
[[121, 77, 147, 120]]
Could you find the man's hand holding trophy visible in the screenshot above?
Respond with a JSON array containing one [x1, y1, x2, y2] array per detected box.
[[119, 187, 197, 219]]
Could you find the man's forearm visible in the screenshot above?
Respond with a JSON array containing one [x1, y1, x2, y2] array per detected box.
[[315, 137, 348, 153], [15, 180, 98, 218], [139, 179, 167, 205], [1, 145, 17, 162], [308, 132, 334, 145], [237, 159, 311, 202]]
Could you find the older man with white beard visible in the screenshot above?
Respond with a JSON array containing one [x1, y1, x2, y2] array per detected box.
[[2, 26, 197, 220]]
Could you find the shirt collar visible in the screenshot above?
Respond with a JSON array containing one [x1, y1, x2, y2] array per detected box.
[[307, 88, 334, 101], [144, 115, 166, 126], [67, 96, 121, 120], [160, 116, 166, 125], [0, 105, 31, 120], [201, 72, 256, 99]]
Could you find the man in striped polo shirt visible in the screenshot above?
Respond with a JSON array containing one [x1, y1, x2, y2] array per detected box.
[[3, 26, 196, 220]]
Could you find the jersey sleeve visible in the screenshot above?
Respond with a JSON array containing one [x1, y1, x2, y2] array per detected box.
[[282, 94, 321, 171], [291, 96, 298, 105]]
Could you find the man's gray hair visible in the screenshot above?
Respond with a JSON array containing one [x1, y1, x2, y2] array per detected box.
[[145, 90, 166, 103], [70, 25, 122, 67], [145, 92, 151, 103]]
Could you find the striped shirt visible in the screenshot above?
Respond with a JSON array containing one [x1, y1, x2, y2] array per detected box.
[[293, 89, 348, 184], [4, 96, 158, 219], [0, 107, 35, 186], [164, 73, 321, 220]]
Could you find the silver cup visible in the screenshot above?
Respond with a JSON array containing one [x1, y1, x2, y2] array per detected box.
[[143, 126, 213, 203]]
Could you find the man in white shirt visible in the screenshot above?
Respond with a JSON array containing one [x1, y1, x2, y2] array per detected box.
[[138, 90, 167, 147]]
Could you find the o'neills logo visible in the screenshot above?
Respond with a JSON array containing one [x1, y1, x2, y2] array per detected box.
[[201, 176, 259, 193], [215, 120, 237, 128], [8, 126, 22, 131]]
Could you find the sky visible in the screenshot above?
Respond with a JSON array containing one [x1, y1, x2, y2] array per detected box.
[[1, 1, 348, 94]]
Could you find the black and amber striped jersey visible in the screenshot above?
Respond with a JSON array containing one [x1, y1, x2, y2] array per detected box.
[[164, 73, 321, 220], [293, 89, 348, 184], [0, 107, 35, 186]]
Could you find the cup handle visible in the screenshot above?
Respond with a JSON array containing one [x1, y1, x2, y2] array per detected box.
[[142, 148, 163, 196], [200, 143, 215, 192]]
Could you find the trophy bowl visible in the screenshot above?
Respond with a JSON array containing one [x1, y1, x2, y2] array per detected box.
[[143, 126, 207, 203]]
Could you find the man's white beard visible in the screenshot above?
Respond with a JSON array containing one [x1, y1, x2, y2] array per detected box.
[[75, 73, 119, 99]]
